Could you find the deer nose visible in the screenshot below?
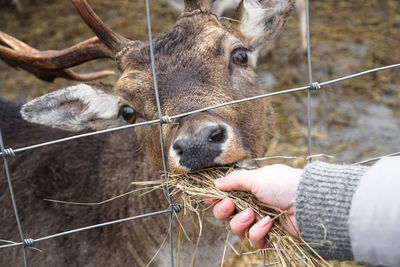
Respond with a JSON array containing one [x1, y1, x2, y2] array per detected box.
[[172, 125, 228, 171]]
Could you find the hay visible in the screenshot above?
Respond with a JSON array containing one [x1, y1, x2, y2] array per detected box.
[[167, 167, 330, 267]]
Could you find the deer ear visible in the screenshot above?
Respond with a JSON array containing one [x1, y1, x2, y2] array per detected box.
[[237, 0, 295, 52], [21, 84, 124, 132]]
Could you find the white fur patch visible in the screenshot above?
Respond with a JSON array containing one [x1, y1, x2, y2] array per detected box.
[[168, 142, 191, 173], [21, 84, 123, 131], [72, 84, 119, 120], [240, 0, 279, 45]]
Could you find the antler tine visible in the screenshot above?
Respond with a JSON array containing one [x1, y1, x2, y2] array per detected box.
[[184, 0, 215, 12], [71, 0, 130, 53], [0, 31, 115, 82], [0, 30, 37, 53]]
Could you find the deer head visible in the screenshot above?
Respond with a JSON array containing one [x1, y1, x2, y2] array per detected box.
[[0, 0, 295, 173]]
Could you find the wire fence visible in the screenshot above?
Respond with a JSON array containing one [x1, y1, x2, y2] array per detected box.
[[1, 0, 399, 266]]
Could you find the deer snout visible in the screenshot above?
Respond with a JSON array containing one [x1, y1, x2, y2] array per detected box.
[[170, 124, 228, 171]]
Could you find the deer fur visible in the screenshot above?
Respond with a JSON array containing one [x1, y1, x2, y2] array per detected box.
[[1, 94, 228, 266], [0, 0, 295, 266]]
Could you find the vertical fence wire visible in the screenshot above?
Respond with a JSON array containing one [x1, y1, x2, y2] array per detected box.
[[305, 0, 313, 162], [0, 130, 28, 267], [145, 0, 175, 266]]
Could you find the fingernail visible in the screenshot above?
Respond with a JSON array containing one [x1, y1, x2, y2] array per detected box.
[[239, 209, 252, 224], [219, 200, 230, 214], [214, 178, 224, 187], [259, 216, 271, 227]]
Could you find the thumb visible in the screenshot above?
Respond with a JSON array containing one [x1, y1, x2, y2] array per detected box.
[[215, 170, 255, 192]]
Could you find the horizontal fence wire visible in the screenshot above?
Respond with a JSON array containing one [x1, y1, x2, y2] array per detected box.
[[354, 151, 400, 165], [254, 257, 306, 267], [1, 63, 399, 164], [0, 208, 172, 250]]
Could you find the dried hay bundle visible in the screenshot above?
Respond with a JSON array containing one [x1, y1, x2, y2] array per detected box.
[[167, 167, 330, 267]]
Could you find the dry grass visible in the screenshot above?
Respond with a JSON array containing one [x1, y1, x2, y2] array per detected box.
[[167, 167, 330, 267]]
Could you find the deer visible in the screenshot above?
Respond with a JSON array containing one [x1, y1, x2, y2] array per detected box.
[[0, 0, 295, 266]]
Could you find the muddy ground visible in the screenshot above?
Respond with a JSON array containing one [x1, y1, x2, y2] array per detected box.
[[1, 0, 399, 266]]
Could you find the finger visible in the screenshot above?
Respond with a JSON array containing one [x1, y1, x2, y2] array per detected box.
[[230, 208, 256, 239], [214, 170, 254, 192], [248, 216, 272, 249], [213, 198, 235, 221]]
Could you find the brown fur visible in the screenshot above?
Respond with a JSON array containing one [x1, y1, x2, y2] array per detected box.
[[116, 14, 275, 171]]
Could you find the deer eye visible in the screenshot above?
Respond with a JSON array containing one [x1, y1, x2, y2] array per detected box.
[[231, 49, 248, 67], [118, 105, 136, 124]]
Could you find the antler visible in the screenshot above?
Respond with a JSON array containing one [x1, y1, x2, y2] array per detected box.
[[71, 0, 130, 53], [184, 0, 215, 12], [0, 31, 115, 82], [0, 0, 132, 82]]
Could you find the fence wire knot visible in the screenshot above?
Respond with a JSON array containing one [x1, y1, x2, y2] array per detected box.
[[2, 148, 16, 158], [160, 115, 172, 124], [310, 82, 321, 90], [172, 205, 182, 213], [23, 238, 35, 247]]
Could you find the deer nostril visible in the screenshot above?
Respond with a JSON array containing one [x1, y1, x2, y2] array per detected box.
[[173, 140, 183, 156], [207, 126, 227, 144]]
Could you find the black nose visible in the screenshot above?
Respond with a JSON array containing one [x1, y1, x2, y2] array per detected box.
[[172, 125, 227, 171]]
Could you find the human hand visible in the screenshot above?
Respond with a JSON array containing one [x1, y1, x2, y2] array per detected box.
[[210, 164, 302, 249]]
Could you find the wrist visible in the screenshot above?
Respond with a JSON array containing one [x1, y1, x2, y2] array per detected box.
[[294, 161, 368, 260]]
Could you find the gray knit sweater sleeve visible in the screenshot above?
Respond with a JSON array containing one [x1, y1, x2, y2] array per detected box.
[[294, 161, 369, 261]]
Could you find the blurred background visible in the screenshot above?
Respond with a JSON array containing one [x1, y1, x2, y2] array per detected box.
[[0, 0, 399, 266]]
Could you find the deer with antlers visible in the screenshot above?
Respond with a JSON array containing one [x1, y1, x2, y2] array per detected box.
[[0, 0, 295, 266]]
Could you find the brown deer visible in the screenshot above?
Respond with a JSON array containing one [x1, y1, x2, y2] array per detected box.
[[0, 0, 295, 266]]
